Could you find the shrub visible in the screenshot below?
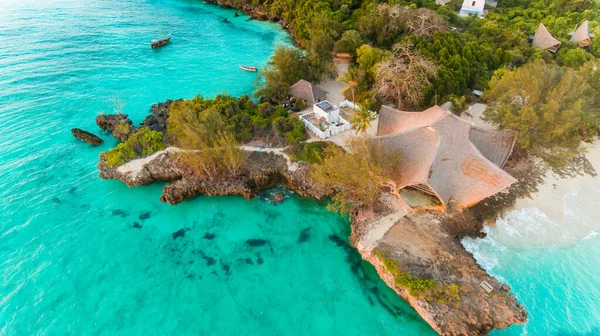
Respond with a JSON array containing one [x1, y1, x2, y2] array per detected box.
[[103, 128, 166, 168], [374, 249, 437, 298], [288, 142, 339, 164]]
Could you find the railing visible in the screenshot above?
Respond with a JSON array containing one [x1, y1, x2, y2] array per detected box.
[[299, 113, 352, 139], [300, 113, 330, 139]]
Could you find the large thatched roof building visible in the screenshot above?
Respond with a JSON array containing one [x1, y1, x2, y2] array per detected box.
[[532, 23, 561, 53], [571, 21, 592, 47], [375, 105, 517, 208], [290, 79, 328, 104]]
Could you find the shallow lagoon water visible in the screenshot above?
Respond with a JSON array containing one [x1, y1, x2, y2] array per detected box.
[[0, 0, 435, 334]]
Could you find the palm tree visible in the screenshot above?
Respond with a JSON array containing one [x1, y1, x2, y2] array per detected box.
[[339, 67, 360, 105], [350, 100, 375, 136]]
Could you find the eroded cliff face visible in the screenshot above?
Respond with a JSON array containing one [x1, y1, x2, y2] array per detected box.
[[98, 148, 332, 204], [356, 209, 527, 335]]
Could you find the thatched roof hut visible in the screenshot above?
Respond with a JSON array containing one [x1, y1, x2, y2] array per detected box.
[[374, 105, 517, 208], [290, 79, 328, 104], [532, 23, 561, 53], [571, 21, 592, 47]]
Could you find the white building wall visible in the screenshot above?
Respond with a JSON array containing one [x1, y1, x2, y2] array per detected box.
[[459, 0, 485, 17]]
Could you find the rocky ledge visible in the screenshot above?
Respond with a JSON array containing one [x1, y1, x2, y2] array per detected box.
[[353, 198, 527, 335], [71, 128, 103, 146], [98, 146, 332, 204]]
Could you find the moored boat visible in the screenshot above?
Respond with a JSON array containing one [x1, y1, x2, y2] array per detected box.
[[151, 34, 171, 49], [240, 65, 258, 72]]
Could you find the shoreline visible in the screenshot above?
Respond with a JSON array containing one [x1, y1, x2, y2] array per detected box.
[[94, 108, 527, 334], [512, 141, 600, 222]]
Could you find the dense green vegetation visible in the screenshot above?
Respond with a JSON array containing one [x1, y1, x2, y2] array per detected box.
[[483, 59, 600, 166], [250, 0, 597, 105], [286, 141, 340, 164], [103, 128, 166, 168], [246, 0, 599, 167], [311, 137, 402, 214], [166, 94, 306, 147]]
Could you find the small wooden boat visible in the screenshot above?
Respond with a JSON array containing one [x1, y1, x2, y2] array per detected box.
[[240, 65, 258, 72], [151, 34, 171, 49]]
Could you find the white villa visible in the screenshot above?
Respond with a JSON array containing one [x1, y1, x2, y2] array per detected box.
[[459, 0, 485, 17], [299, 101, 353, 139]]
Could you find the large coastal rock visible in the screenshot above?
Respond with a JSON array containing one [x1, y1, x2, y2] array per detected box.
[[71, 128, 103, 146], [141, 99, 182, 133], [98, 148, 333, 203], [355, 204, 528, 336], [95, 114, 136, 142]]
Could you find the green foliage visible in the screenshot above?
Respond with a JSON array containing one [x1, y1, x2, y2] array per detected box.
[[293, 97, 306, 111], [350, 99, 375, 135], [483, 60, 595, 166], [114, 122, 131, 135], [167, 94, 305, 148], [287, 141, 340, 164], [373, 249, 437, 298], [557, 48, 590, 68], [448, 94, 468, 115], [103, 128, 166, 168], [255, 46, 306, 101], [311, 137, 402, 214], [336, 30, 365, 56], [431, 284, 461, 306]]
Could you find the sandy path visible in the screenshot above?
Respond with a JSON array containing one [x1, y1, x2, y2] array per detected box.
[[116, 146, 298, 177], [357, 209, 407, 254], [117, 147, 183, 175], [316, 58, 349, 105]]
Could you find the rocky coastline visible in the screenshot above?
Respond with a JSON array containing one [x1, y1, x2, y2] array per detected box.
[[203, 0, 300, 46], [95, 106, 527, 335]]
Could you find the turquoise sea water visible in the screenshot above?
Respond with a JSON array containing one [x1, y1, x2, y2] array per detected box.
[[0, 0, 436, 334], [464, 188, 600, 336]]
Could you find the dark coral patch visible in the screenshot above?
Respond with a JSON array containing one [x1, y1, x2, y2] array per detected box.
[[204, 233, 216, 240], [172, 229, 186, 240], [132, 222, 142, 229], [139, 211, 152, 220], [246, 239, 269, 247], [298, 227, 311, 243], [112, 209, 127, 217]]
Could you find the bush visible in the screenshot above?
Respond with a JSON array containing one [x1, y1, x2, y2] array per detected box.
[[287, 142, 340, 164], [103, 128, 166, 167], [374, 249, 437, 298]]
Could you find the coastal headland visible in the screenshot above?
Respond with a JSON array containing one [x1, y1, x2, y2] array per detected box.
[[94, 101, 527, 335]]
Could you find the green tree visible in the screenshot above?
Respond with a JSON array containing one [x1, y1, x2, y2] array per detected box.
[[483, 60, 591, 165], [255, 46, 306, 101], [311, 137, 401, 215], [350, 99, 375, 136], [339, 67, 360, 105], [356, 44, 391, 87], [336, 30, 365, 57]]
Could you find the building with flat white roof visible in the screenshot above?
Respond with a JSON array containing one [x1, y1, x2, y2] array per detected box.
[[459, 0, 485, 17]]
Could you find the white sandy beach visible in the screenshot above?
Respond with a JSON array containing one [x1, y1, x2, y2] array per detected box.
[[513, 141, 600, 222]]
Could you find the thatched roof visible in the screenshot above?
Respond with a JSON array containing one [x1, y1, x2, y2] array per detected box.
[[571, 21, 592, 47], [374, 106, 517, 207], [290, 79, 328, 104], [532, 23, 561, 53]]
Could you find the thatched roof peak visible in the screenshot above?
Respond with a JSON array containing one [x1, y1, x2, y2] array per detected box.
[[290, 79, 328, 104], [571, 21, 592, 47], [374, 105, 517, 207], [532, 23, 561, 53]]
